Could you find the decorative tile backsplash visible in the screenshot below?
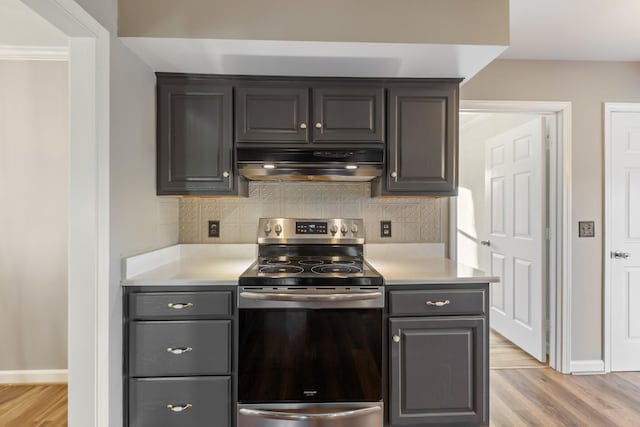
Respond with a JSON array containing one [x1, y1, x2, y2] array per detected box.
[[179, 182, 448, 244]]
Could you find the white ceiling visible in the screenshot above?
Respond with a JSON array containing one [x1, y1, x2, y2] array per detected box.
[[502, 0, 640, 61]]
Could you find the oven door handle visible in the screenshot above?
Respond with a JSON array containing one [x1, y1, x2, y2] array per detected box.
[[239, 291, 382, 302], [238, 405, 381, 421]]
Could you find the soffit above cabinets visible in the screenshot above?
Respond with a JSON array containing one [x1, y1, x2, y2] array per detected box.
[[120, 38, 506, 81]]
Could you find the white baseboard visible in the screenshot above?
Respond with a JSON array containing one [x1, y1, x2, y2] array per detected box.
[[0, 369, 68, 384], [570, 360, 605, 375]]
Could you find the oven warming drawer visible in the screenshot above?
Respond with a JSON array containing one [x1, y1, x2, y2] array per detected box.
[[238, 402, 383, 427]]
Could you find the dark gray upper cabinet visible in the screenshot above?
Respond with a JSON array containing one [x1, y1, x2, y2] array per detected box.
[[157, 77, 246, 196], [235, 86, 309, 143], [389, 316, 488, 426], [312, 87, 384, 143], [235, 84, 384, 144], [374, 83, 459, 196]]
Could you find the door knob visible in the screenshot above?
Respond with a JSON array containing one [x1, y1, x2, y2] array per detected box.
[[480, 240, 491, 247], [612, 251, 631, 259]]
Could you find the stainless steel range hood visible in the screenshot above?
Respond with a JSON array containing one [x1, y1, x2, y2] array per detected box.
[[237, 147, 384, 182]]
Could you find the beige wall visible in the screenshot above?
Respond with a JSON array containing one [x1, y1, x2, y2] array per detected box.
[[179, 182, 447, 245], [462, 59, 640, 361], [117, 0, 508, 46], [0, 60, 68, 371]]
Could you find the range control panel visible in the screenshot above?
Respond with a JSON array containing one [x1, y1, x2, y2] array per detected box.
[[258, 218, 364, 244], [296, 221, 328, 234]]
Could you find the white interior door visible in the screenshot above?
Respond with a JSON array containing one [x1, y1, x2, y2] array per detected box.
[[609, 110, 640, 371], [484, 118, 546, 362]]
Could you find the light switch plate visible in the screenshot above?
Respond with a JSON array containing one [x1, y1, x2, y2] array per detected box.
[[578, 221, 595, 238]]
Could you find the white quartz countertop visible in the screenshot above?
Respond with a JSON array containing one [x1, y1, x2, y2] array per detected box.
[[122, 243, 497, 286], [122, 244, 257, 286], [365, 244, 499, 285]]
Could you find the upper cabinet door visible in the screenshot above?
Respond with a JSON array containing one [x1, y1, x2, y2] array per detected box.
[[380, 85, 458, 196], [157, 82, 241, 196], [312, 87, 384, 143], [235, 86, 309, 143]]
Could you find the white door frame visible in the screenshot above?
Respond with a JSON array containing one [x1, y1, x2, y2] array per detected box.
[[450, 100, 572, 373], [21, 0, 110, 425], [603, 102, 640, 373]]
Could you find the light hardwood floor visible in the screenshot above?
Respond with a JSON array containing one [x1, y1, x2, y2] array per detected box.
[[0, 384, 67, 427], [490, 329, 547, 369]]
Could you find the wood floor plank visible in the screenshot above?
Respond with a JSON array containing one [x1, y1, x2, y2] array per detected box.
[[0, 384, 67, 427], [490, 330, 546, 369]]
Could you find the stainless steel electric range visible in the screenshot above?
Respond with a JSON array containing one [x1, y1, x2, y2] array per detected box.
[[237, 218, 384, 427]]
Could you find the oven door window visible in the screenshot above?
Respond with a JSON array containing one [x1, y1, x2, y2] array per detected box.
[[239, 309, 382, 403]]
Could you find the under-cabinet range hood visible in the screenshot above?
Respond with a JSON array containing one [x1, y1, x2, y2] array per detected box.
[[237, 147, 384, 182]]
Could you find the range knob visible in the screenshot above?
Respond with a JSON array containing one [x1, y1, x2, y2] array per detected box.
[[341, 224, 348, 236], [351, 224, 358, 234], [264, 223, 272, 235], [329, 224, 338, 236], [274, 224, 283, 236]]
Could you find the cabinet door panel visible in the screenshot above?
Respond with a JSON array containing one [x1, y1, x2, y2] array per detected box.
[[382, 86, 458, 195], [312, 87, 384, 143], [157, 83, 235, 195], [235, 86, 309, 143], [389, 317, 487, 425]]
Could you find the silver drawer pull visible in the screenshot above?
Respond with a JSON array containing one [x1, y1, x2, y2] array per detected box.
[[426, 300, 450, 307], [166, 347, 192, 355], [167, 403, 192, 412], [167, 302, 193, 310]]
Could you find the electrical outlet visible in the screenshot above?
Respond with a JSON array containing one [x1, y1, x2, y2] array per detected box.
[[380, 221, 392, 238], [208, 220, 220, 238], [578, 221, 595, 238]]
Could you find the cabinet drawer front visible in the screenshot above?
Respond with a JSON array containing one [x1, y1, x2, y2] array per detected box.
[[388, 289, 486, 316], [129, 291, 232, 319], [130, 320, 231, 377], [129, 376, 231, 427]]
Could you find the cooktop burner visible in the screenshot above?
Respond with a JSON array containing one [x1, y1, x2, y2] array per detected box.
[[311, 264, 362, 274], [258, 265, 304, 274]]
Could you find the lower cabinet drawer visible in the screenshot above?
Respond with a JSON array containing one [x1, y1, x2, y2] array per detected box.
[[129, 376, 231, 427], [388, 288, 486, 316], [130, 320, 231, 377]]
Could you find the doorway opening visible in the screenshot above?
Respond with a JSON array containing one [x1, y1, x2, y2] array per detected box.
[[451, 101, 572, 374]]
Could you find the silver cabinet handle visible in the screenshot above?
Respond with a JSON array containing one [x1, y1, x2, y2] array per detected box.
[[166, 347, 192, 355], [426, 300, 450, 307], [480, 240, 491, 247], [167, 403, 192, 412], [315, 122, 323, 129], [392, 334, 400, 343], [167, 302, 193, 310], [240, 291, 382, 302], [299, 123, 307, 129], [391, 171, 398, 178], [223, 171, 230, 178], [612, 251, 631, 259], [239, 405, 381, 421]]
